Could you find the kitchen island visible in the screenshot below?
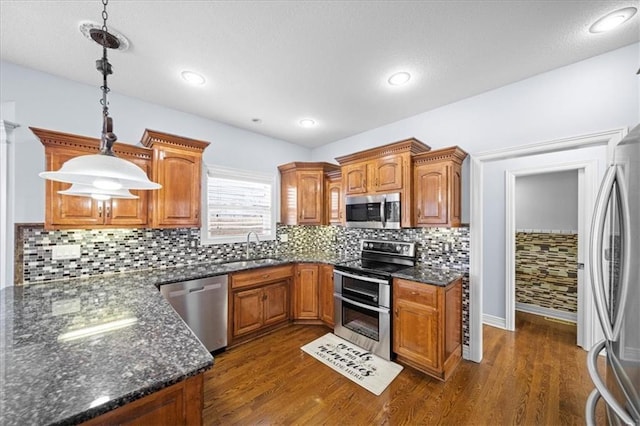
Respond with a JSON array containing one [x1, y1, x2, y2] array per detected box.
[[0, 273, 214, 425]]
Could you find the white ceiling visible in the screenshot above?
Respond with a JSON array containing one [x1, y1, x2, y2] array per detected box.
[[1, 1, 639, 148]]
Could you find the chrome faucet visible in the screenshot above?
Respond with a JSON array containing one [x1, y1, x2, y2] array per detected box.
[[245, 231, 260, 259]]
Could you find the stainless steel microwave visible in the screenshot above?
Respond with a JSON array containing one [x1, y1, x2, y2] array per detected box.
[[345, 193, 401, 229]]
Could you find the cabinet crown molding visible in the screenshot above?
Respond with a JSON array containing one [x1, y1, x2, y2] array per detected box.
[[413, 146, 468, 165], [140, 129, 210, 152], [30, 127, 153, 160], [335, 138, 430, 165], [277, 161, 339, 173]]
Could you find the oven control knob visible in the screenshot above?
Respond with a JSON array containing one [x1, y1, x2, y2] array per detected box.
[[395, 245, 401, 252]]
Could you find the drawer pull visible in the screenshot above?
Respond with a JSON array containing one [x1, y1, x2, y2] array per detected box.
[[262, 274, 270, 279], [411, 291, 418, 295]]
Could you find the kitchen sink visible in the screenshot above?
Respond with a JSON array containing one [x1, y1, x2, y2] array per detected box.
[[223, 258, 282, 268]]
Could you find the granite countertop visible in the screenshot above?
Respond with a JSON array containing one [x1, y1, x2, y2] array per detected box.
[[392, 265, 464, 286], [0, 251, 348, 425], [0, 274, 213, 426], [0, 251, 450, 425], [144, 252, 352, 288]]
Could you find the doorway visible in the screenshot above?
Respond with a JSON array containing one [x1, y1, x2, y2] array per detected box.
[[468, 128, 626, 363], [507, 166, 586, 347]]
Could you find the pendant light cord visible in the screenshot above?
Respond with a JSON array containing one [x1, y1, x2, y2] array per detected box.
[[98, 0, 117, 156]]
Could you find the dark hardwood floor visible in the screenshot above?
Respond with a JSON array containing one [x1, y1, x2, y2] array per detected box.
[[203, 313, 605, 425]]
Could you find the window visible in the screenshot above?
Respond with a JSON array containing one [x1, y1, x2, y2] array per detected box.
[[202, 165, 276, 244]]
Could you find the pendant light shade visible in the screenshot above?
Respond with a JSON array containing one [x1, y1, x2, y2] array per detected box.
[[40, 154, 160, 190], [58, 183, 139, 200]]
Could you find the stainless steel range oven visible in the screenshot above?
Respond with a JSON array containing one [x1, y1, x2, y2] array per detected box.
[[334, 239, 416, 361]]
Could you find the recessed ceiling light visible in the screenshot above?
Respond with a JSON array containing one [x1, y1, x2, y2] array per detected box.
[[181, 70, 206, 86], [388, 71, 411, 86], [589, 7, 637, 33], [299, 118, 317, 128]]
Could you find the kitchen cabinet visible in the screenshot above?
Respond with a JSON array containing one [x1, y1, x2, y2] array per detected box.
[[319, 264, 335, 327], [393, 277, 462, 381], [82, 373, 204, 426], [141, 129, 210, 229], [32, 127, 152, 230], [229, 265, 293, 345], [325, 169, 343, 225], [293, 263, 320, 321], [341, 156, 404, 195], [336, 138, 430, 228], [278, 162, 340, 225], [413, 146, 467, 227]]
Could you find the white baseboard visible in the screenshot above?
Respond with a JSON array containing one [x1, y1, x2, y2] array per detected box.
[[483, 314, 507, 329], [516, 302, 577, 323]]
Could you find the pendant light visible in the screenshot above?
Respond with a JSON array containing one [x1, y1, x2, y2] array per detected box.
[[39, 0, 161, 199]]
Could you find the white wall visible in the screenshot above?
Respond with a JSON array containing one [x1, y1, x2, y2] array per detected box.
[[515, 170, 578, 231], [312, 43, 639, 160], [0, 60, 311, 223]]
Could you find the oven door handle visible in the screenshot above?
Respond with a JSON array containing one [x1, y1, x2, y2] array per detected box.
[[334, 294, 390, 314], [334, 269, 388, 285]]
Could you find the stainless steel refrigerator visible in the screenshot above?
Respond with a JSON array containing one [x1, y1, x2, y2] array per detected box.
[[586, 124, 640, 425]]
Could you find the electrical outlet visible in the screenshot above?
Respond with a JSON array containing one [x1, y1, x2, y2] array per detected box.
[[52, 244, 81, 260], [280, 234, 288, 242]]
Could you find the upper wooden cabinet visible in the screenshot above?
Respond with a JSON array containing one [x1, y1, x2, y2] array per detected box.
[[336, 138, 430, 228], [141, 129, 210, 228], [278, 162, 340, 226], [325, 169, 343, 225], [32, 127, 153, 230], [413, 146, 467, 227]]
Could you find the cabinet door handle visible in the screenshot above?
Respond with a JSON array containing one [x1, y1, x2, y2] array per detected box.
[[106, 205, 111, 218], [98, 205, 103, 218], [417, 208, 421, 218], [262, 274, 270, 279], [262, 294, 267, 301], [395, 309, 399, 317]]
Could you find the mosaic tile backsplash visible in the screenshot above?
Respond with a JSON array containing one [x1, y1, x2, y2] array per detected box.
[[17, 223, 470, 347], [515, 232, 578, 314]]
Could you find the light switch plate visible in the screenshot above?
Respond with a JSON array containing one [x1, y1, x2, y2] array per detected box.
[[52, 244, 81, 260]]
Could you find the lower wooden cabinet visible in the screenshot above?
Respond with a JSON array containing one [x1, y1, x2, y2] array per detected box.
[[293, 264, 320, 320], [229, 265, 293, 345], [393, 277, 462, 381], [82, 373, 204, 426], [319, 264, 335, 327]]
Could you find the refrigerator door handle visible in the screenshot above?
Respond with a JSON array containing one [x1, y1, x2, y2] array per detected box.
[[589, 165, 617, 341], [611, 165, 631, 340], [585, 388, 601, 426], [587, 340, 636, 426]]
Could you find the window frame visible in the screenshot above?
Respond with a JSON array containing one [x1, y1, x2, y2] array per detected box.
[[200, 164, 277, 245]]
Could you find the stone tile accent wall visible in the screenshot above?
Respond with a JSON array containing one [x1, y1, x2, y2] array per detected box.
[[515, 232, 578, 313], [16, 223, 470, 348]]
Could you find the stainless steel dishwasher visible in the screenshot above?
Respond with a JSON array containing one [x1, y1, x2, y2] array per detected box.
[[159, 275, 228, 352]]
